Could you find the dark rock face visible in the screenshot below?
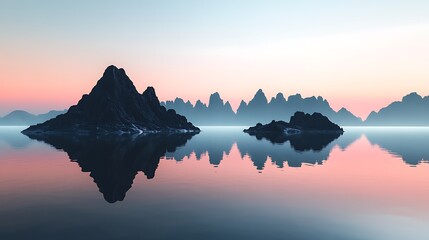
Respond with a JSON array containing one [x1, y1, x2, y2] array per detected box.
[[22, 65, 199, 134], [245, 111, 343, 133], [244, 111, 343, 136], [288, 111, 343, 131]]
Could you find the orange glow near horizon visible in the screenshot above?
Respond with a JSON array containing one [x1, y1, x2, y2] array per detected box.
[[1, 2, 429, 119], [0, 63, 422, 120]]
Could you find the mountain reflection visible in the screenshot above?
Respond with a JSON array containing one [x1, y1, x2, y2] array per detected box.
[[23, 128, 357, 203], [238, 132, 343, 169], [24, 133, 197, 203], [364, 129, 429, 166], [165, 128, 349, 170]]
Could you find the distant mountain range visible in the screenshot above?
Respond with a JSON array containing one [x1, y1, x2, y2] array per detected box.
[[162, 89, 362, 126], [2, 91, 428, 127], [0, 110, 66, 126], [162, 91, 429, 126], [366, 92, 429, 126]]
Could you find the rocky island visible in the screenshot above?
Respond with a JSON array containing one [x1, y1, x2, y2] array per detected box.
[[22, 65, 199, 135], [243, 112, 343, 143]]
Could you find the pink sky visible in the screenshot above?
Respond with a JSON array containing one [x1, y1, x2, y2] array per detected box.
[[1, 2, 428, 119], [0, 58, 424, 119]]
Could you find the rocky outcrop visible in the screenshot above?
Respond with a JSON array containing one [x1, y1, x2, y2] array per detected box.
[[244, 111, 343, 134], [22, 65, 199, 135]]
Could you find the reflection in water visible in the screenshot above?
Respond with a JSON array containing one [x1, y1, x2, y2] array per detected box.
[[242, 132, 342, 169], [25, 133, 197, 203], [24, 128, 350, 203], [167, 128, 354, 170], [3, 127, 429, 239], [364, 128, 429, 166], [21, 127, 429, 204], [0, 127, 32, 149]]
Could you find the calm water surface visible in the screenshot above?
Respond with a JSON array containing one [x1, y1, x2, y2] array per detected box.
[[1, 126, 429, 240]]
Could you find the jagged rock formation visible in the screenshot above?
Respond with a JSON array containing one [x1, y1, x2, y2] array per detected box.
[[22, 66, 199, 135], [162, 92, 236, 125], [243, 112, 343, 143], [162, 89, 363, 126], [244, 111, 343, 133]]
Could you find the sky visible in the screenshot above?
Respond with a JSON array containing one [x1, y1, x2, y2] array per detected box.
[[0, 0, 428, 119]]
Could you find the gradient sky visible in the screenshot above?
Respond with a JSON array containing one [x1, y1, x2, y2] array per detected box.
[[1, 0, 428, 119]]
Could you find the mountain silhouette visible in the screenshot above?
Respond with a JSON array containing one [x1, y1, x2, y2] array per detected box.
[[236, 131, 342, 169], [25, 133, 197, 203], [0, 110, 66, 126], [22, 65, 199, 134], [162, 89, 363, 126], [166, 127, 355, 170], [365, 92, 429, 126], [364, 129, 429, 166], [162, 92, 236, 125]]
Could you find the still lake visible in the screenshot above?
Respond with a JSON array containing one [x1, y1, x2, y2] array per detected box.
[[1, 126, 429, 240]]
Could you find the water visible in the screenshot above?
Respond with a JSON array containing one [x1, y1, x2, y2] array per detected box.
[[1, 126, 429, 240]]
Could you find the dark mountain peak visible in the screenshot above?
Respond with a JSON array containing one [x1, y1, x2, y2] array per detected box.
[[174, 97, 185, 104], [237, 100, 248, 113], [224, 101, 233, 110], [195, 100, 207, 109], [22, 66, 199, 134], [256, 89, 264, 95], [402, 92, 422, 102], [103, 65, 122, 75], [276, 92, 285, 100], [289, 112, 343, 131], [142, 86, 156, 97], [96, 65, 134, 90], [288, 93, 303, 102], [142, 86, 160, 107], [338, 107, 349, 113], [209, 92, 224, 107], [270, 92, 286, 105], [238, 100, 247, 107], [249, 89, 268, 106]]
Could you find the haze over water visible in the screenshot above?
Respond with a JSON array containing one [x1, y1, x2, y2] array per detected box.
[[1, 126, 429, 240]]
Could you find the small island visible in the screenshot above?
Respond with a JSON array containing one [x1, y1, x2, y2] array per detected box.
[[22, 65, 199, 135], [243, 112, 343, 143]]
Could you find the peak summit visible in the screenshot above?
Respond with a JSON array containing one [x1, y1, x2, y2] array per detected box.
[[402, 92, 422, 102], [209, 92, 224, 108], [23, 66, 199, 134], [249, 89, 267, 106]]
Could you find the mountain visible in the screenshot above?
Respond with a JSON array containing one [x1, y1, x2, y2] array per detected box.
[[163, 89, 363, 126], [0, 110, 66, 126], [22, 65, 199, 135], [162, 92, 236, 125], [365, 92, 429, 126]]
